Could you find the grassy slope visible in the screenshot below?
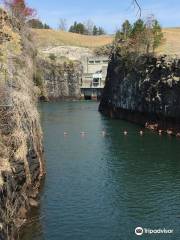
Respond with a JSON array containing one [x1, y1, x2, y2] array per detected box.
[[32, 28, 180, 56], [31, 29, 113, 48], [157, 28, 180, 56]]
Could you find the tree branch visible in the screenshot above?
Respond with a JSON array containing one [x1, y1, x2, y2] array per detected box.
[[134, 0, 142, 18]]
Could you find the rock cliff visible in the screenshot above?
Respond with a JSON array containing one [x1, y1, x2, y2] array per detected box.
[[35, 44, 95, 100], [99, 53, 180, 134], [0, 9, 45, 239], [37, 58, 82, 100]]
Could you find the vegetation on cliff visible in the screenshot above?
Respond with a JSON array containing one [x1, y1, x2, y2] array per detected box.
[[0, 8, 21, 69], [0, 3, 44, 239], [115, 17, 164, 55]]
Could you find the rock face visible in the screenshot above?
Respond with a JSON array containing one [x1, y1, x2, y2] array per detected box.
[[37, 58, 83, 100], [0, 10, 45, 239], [41, 46, 93, 61], [99, 54, 180, 133], [36, 45, 93, 100]]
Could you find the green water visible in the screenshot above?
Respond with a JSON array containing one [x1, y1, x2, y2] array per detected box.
[[22, 101, 180, 240]]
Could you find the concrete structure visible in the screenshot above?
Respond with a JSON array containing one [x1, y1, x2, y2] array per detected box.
[[81, 56, 109, 100]]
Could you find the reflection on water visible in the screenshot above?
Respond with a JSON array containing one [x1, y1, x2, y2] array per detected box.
[[21, 101, 180, 240]]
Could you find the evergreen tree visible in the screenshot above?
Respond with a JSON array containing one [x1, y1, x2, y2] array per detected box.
[[152, 20, 163, 51], [75, 23, 86, 34], [114, 17, 163, 54], [69, 22, 88, 34], [43, 23, 50, 29], [122, 20, 132, 39], [98, 27, 105, 35], [28, 19, 44, 28], [27, 19, 51, 29], [131, 19, 145, 37], [93, 25, 98, 35], [115, 30, 123, 41]]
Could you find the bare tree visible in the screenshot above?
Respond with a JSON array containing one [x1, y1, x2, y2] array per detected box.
[[133, 0, 142, 17], [84, 19, 94, 35], [59, 18, 67, 31]]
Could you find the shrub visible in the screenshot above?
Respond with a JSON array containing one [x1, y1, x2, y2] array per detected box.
[[33, 70, 43, 87], [48, 53, 56, 61]]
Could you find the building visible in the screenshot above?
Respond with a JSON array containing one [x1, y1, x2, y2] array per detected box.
[[81, 56, 109, 100]]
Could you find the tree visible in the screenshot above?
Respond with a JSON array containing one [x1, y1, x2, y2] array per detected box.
[[69, 21, 106, 35], [122, 20, 132, 39], [115, 29, 123, 41], [131, 19, 145, 36], [93, 25, 98, 35], [59, 18, 67, 31], [152, 20, 163, 51], [133, 0, 141, 17], [115, 20, 132, 41], [4, 0, 36, 21], [84, 20, 94, 35], [143, 16, 163, 53], [98, 27, 105, 35], [69, 21, 77, 33], [27, 19, 51, 29], [76, 23, 86, 34], [69, 21, 86, 34], [44, 23, 50, 29], [114, 16, 163, 55], [27, 19, 44, 28]]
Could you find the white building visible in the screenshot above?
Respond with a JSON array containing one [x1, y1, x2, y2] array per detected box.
[[81, 56, 109, 99]]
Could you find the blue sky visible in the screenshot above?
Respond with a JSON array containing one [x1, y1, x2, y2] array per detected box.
[[28, 0, 180, 32]]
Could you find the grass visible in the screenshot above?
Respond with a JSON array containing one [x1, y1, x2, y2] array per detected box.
[[31, 29, 113, 49], [157, 28, 180, 56], [32, 28, 180, 56]]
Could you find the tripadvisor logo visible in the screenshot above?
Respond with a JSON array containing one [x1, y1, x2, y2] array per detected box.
[[135, 227, 143, 236], [135, 227, 174, 236]]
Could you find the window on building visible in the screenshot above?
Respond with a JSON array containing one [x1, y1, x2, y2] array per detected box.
[[93, 78, 101, 87], [95, 61, 101, 63], [89, 61, 94, 64]]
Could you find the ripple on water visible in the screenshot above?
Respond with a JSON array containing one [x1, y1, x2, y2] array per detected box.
[[22, 102, 180, 240]]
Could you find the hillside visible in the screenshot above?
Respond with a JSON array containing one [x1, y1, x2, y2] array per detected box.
[[157, 28, 180, 56], [31, 29, 113, 49], [32, 28, 180, 56]]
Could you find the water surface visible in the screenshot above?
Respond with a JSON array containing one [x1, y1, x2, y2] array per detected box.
[[22, 101, 180, 240]]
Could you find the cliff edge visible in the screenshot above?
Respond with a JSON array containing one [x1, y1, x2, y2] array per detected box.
[[99, 53, 180, 134], [0, 9, 45, 239]]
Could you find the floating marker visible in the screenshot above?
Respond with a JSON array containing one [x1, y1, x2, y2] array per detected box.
[[80, 131, 87, 136], [167, 130, 173, 135], [140, 130, 144, 136], [158, 130, 162, 135], [102, 131, 106, 136], [124, 130, 128, 136]]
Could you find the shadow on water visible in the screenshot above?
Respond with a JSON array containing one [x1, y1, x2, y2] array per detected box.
[[21, 101, 180, 240]]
